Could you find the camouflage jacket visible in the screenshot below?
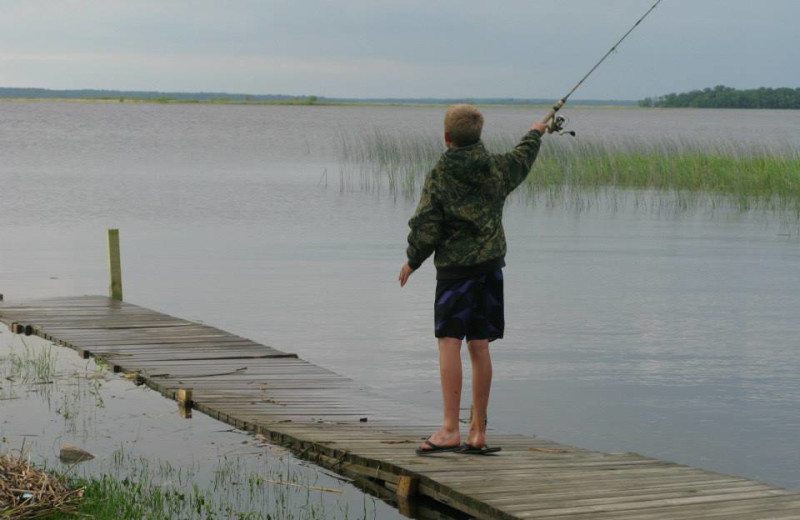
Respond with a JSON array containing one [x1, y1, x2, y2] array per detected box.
[[406, 130, 542, 278]]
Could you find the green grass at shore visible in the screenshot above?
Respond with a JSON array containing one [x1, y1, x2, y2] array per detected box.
[[530, 139, 800, 211], [41, 448, 365, 520], [339, 132, 800, 213]]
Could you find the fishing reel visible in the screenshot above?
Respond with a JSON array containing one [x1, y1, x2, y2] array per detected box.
[[547, 115, 576, 137]]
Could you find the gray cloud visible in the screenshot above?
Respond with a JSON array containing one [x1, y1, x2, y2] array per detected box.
[[1, 0, 798, 99]]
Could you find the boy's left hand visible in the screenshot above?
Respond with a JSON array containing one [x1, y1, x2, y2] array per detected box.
[[398, 263, 415, 287]]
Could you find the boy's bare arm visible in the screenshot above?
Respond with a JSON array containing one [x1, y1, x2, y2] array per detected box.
[[531, 121, 548, 134]]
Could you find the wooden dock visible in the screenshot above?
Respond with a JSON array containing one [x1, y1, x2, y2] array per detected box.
[[3, 295, 800, 519]]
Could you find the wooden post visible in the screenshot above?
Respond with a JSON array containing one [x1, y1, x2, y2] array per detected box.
[[178, 388, 193, 418], [177, 388, 193, 408], [396, 475, 418, 498], [395, 496, 418, 518], [107, 229, 123, 301]]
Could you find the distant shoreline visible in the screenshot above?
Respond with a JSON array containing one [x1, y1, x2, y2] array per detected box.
[[0, 97, 641, 109], [0, 87, 636, 108], [5, 95, 798, 111]]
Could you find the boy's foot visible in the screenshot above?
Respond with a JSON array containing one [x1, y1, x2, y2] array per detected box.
[[416, 430, 460, 455], [458, 443, 502, 455], [415, 438, 460, 455], [466, 429, 486, 450]]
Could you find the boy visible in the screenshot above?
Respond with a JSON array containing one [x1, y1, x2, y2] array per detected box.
[[398, 104, 546, 455]]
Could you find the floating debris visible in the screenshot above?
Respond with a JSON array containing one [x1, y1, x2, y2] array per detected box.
[[0, 451, 84, 519]]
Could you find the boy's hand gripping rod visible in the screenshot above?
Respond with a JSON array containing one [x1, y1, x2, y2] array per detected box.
[[540, 0, 663, 136]]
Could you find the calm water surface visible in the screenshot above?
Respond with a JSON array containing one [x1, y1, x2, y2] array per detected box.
[[1, 102, 799, 491], [0, 331, 402, 519]]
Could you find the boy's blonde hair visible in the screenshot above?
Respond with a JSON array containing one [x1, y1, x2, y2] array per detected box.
[[444, 104, 484, 146]]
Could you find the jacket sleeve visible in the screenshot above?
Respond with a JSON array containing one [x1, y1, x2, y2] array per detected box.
[[406, 169, 444, 269], [496, 130, 542, 196]]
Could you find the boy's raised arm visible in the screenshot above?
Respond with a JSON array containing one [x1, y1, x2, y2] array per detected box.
[[498, 122, 546, 196]]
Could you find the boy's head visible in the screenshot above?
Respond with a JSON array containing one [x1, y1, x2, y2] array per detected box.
[[444, 104, 483, 147]]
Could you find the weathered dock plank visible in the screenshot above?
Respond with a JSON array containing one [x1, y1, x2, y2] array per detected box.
[[2, 295, 799, 520]]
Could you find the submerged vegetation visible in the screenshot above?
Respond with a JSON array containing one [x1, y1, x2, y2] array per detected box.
[[44, 448, 354, 520], [339, 131, 800, 214], [0, 445, 360, 520], [0, 337, 57, 386]]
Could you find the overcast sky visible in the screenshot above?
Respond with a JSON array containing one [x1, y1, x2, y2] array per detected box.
[[2, 0, 798, 100]]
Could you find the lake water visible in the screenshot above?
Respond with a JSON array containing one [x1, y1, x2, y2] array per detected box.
[[0, 331, 403, 519], [1, 102, 800, 492]]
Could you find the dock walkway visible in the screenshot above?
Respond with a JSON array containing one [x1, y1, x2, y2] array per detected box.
[[3, 295, 800, 519]]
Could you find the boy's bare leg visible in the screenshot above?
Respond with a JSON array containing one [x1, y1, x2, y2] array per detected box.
[[467, 339, 492, 448], [419, 337, 463, 450]]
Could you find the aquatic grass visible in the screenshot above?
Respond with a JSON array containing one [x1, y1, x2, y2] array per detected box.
[[1, 335, 111, 433], [338, 128, 442, 194], [338, 131, 800, 214], [0, 336, 57, 385], [43, 448, 365, 520]]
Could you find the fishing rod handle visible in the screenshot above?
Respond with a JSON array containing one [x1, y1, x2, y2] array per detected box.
[[540, 98, 566, 125]]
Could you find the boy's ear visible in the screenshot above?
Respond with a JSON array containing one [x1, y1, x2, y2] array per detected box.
[[444, 132, 454, 148]]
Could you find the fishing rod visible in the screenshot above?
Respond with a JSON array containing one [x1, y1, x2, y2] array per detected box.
[[541, 0, 664, 136]]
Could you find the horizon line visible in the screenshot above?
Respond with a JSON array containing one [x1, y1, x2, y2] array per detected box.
[[0, 86, 637, 104]]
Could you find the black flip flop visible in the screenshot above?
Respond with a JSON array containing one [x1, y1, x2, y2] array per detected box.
[[458, 443, 502, 455], [415, 439, 460, 455]]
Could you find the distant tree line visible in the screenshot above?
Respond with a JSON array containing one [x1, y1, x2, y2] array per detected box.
[[640, 85, 800, 109]]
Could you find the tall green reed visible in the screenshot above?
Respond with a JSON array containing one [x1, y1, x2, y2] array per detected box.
[[338, 130, 800, 214]]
